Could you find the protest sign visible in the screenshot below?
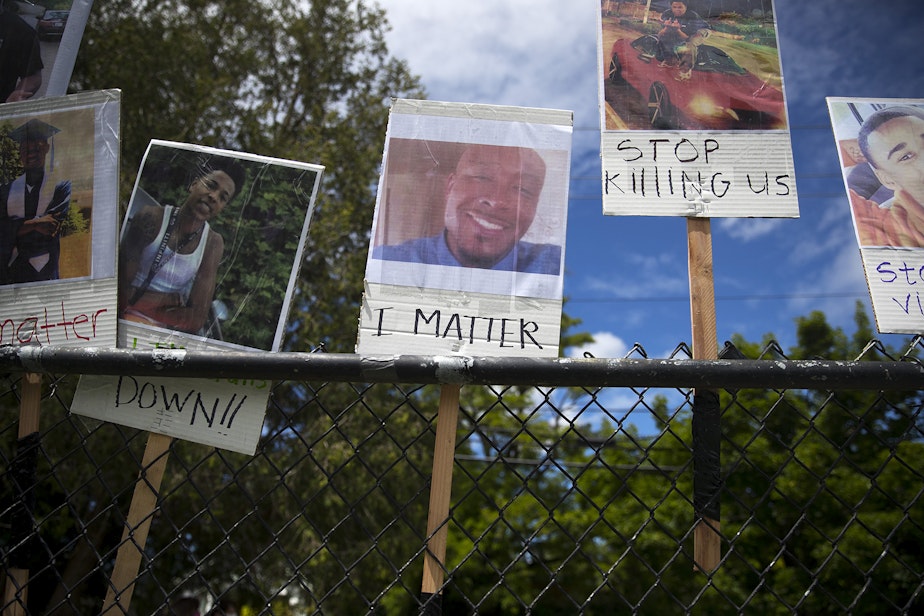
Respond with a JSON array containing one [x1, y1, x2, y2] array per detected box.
[[116, 141, 323, 353], [70, 143, 322, 613], [598, 0, 797, 217], [828, 97, 924, 334], [72, 370, 269, 455], [72, 143, 324, 454], [597, 0, 801, 570], [359, 99, 573, 357], [358, 99, 572, 607], [0, 90, 121, 347]]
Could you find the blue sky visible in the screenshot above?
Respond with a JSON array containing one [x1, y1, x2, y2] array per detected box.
[[374, 0, 924, 360]]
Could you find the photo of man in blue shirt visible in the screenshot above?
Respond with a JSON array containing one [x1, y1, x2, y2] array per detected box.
[[372, 143, 561, 275]]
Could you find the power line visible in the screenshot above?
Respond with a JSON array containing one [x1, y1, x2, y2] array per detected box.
[[567, 291, 867, 304]]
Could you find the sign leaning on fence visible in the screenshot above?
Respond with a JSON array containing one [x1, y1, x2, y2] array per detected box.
[[72, 142, 324, 455], [828, 97, 924, 334], [358, 99, 573, 357], [0, 90, 121, 347], [598, 0, 797, 217]]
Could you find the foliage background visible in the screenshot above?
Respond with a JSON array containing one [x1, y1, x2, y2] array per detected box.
[[0, 0, 917, 614]]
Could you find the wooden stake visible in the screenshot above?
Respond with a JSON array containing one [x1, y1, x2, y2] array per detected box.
[[687, 218, 722, 573], [2, 569, 28, 616], [687, 218, 718, 361], [17, 374, 42, 439], [420, 384, 461, 609], [3, 373, 43, 616], [101, 432, 173, 615]]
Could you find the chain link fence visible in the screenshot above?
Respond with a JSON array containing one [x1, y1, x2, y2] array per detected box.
[[1, 340, 923, 614]]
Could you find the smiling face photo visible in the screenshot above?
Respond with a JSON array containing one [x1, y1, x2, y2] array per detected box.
[[370, 139, 565, 278], [442, 144, 547, 269], [863, 113, 924, 207], [118, 141, 322, 351]]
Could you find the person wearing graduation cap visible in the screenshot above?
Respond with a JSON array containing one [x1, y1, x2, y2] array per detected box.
[[0, 0, 43, 102], [0, 118, 71, 284]]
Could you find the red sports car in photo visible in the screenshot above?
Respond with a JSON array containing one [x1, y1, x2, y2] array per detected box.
[[607, 34, 787, 130]]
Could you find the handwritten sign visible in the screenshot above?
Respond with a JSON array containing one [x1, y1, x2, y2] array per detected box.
[[360, 283, 562, 356], [72, 373, 270, 455], [0, 91, 121, 347], [0, 287, 114, 345], [857, 249, 924, 332], [358, 99, 572, 357], [601, 131, 797, 217], [597, 1, 797, 218], [828, 97, 924, 334]]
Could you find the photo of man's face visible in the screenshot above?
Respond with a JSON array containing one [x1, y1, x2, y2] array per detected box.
[[867, 114, 924, 206], [443, 145, 546, 269], [183, 170, 236, 224], [20, 137, 50, 169]]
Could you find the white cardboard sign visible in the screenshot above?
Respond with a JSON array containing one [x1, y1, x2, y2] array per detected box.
[[0, 91, 121, 347], [828, 97, 924, 334], [72, 143, 324, 454], [358, 99, 573, 357], [597, 0, 797, 218], [73, 369, 269, 455]]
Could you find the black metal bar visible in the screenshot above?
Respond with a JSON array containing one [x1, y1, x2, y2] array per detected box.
[[1, 346, 923, 390], [692, 389, 722, 522]]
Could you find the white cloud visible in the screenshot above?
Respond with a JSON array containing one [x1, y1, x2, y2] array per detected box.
[[377, 0, 599, 120], [717, 218, 785, 242], [567, 330, 629, 359]]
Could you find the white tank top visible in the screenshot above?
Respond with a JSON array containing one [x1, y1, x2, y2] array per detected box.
[[131, 205, 210, 302]]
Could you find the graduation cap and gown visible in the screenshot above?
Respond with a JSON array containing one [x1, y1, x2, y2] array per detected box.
[[0, 118, 71, 284]]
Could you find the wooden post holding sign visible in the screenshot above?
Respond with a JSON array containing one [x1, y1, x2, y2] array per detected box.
[[101, 433, 173, 615], [687, 218, 722, 572], [0, 91, 121, 616], [60, 142, 324, 613], [358, 99, 573, 614], [3, 373, 43, 616], [420, 384, 461, 613]]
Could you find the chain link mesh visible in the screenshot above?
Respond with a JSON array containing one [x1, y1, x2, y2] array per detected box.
[[1, 340, 922, 614]]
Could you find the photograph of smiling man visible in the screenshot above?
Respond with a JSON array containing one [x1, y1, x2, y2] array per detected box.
[[365, 115, 570, 303], [372, 142, 561, 275], [359, 100, 572, 357]]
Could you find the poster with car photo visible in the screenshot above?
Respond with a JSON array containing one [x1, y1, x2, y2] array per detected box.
[[118, 141, 323, 352], [597, 0, 798, 217]]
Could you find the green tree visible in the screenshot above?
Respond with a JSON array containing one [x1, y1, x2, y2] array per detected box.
[[72, 0, 423, 352], [0, 122, 23, 184], [11, 1, 425, 613], [431, 306, 923, 614]]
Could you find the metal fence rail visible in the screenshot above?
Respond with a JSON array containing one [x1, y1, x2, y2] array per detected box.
[[1, 340, 923, 614]]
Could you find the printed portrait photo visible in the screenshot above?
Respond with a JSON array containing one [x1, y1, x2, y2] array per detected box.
[[0, 103, 96, 286], [830, 100, 924, 249], [118, 142, 322, 351], [367, 138, 569, 299]]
